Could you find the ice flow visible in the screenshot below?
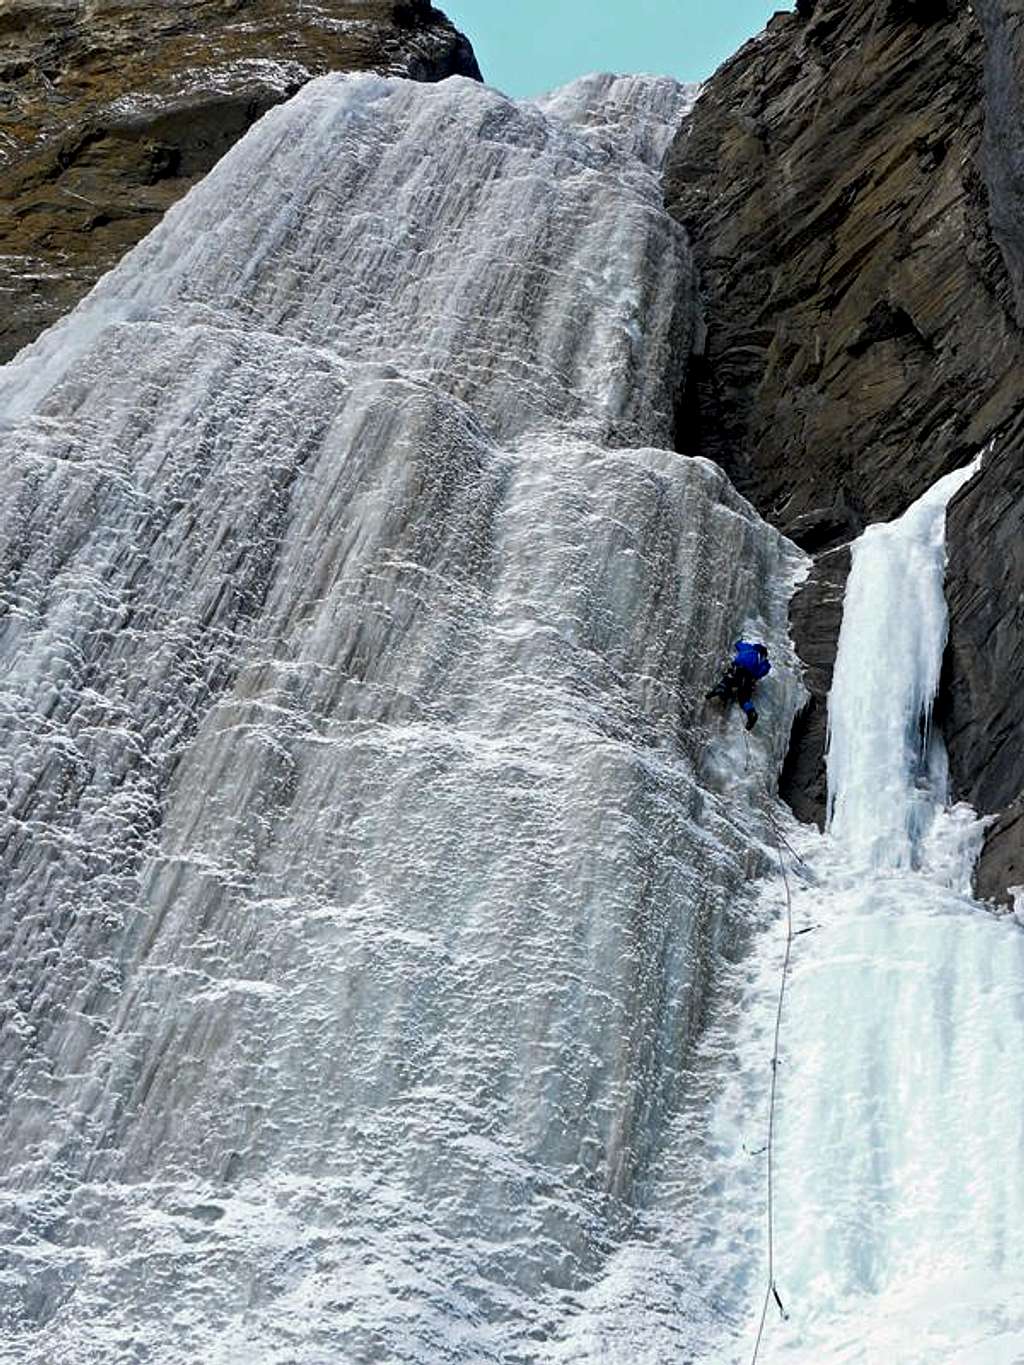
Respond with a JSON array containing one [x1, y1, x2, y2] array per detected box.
[[0, 72, 807, 1363], [690, 460, 1024, 1364], [826, 458, 982, 873]]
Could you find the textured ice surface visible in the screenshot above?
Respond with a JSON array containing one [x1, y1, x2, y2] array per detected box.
[[0, 73, 807, 1362], [533, 73, 700, 168], [826, 459, 982, 871], [679, 461, 1024, 1363]]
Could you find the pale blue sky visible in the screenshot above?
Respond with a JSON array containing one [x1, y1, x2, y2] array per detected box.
[[442, 1, 785, 98]]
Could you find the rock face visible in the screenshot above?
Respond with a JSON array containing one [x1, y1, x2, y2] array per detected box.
[[665, 0, 1024, 893], [777, 544, 849, 825], [944, 430, 1024, 901], [0, 0, 480, 362], [663, 0, 1016, 551], [942, 0, 1024, 901]]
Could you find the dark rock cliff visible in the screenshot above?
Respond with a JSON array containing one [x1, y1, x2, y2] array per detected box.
[[942, 0, 1024, 901], [0, 0, 480, 363], [665, 0, 1024, 900]]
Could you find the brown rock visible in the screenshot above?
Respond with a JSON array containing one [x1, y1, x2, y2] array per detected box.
[[944, 431, 1024, 903], [0, 0, 480, 362], [974, 0, 1024, 329], [973, 798, 1024, 904], [665, 0, 1019, 550], [938, 0, 1024, 904], [778, 544, 850, 826], [944, 435, 1024, 816]]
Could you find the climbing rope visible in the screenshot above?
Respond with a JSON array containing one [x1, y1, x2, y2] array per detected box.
[[746, 736, 795, 1365], [702, 713, 802, 1359]]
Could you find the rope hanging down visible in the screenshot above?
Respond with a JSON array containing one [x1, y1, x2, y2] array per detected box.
[[747, 742, 796, 1365]]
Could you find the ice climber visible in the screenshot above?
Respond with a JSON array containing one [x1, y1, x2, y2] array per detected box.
[[705, 640, 771, 730]]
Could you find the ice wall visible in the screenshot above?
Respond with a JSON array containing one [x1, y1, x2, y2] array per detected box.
[[0, 74, 805, 1362], [682, 462, 1024, 1364]]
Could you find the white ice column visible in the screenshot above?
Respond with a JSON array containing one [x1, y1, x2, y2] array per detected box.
[[826, 460, 980, 870]]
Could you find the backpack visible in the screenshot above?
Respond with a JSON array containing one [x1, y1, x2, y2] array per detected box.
[[734, 640, 771, 679]]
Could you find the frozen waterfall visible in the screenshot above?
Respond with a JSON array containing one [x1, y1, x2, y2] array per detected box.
[[5, 55, 1013, 1365], [687, 461, 1024, 1364], [0, 72, 808, 1363], [826, 459, 982, 873]]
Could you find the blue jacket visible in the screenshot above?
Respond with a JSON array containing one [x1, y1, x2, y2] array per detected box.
[[733, 640, 771, 680]]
